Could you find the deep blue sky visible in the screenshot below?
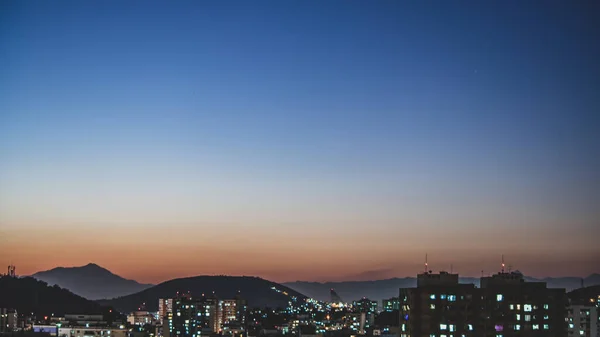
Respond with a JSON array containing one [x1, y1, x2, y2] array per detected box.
[[1, 1, 599, 282]]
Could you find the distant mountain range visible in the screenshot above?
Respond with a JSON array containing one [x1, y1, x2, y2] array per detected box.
[[99, 275, 307, 312], [32, 263, 153, 300], [283, 273, 600, 302], [0, 276, 107, 316], [29, 263, 599, 307]]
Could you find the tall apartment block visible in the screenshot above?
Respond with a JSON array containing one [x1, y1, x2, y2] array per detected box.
[[399, 270, 567, 337]]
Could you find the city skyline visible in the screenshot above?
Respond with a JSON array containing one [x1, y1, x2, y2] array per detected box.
[[1, 1, 599, 284]]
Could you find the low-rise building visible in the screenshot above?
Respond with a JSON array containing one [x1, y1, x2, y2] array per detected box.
[[127, 311, 155, 326]]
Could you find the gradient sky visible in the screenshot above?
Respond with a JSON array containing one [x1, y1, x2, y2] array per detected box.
[[1, 1, 599, 284]]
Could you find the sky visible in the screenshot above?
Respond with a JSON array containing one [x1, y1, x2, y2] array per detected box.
[[0, 1, 599, 284]]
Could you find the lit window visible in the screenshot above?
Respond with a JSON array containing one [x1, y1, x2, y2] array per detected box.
[[430, 294, 436, 300], [514, 324, 520, 330], [544, 304, 549, 310], [468, 324, 473, 331], [448, 295, 456, 302], [440, 324, 447, 330], [543, 324, 549, 330], [441, 295, 447, 300], [430, 304, 436, 309], [524, 304, 532, 312], [450, 325, 455, 332], [509, 304, 514, 310], [516, 304, 521, 310], [525, 315, 531, 322], [516, 314, 520, 321], [497, 294, 503, 302], [533, 324, 539, 330]]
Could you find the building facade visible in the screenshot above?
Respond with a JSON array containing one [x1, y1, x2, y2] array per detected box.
[[127, 311, 155, 326], [382, 297, 400, 312], [568, 304, 599, 337], [0, 308, 18, 333], [158, 299, 174, 324]]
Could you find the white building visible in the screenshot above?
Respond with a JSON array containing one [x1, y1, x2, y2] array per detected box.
[[33, 325, 128, 337], [127, 311, 155, 326]]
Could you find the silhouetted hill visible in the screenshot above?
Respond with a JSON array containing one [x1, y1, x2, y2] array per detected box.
[[284, 273, 600, 302], [568, 284, 600, 304], [32, 263, 153, 300], [99, 276, 307, 312], [0, 276, 105, 316]]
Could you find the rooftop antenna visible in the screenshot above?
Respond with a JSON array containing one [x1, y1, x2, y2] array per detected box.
[[501, 255, 505, 273], [425, 253, 428, 273], [481, 270, 484, 277]]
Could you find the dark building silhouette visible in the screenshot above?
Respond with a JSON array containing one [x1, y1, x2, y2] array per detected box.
[[399, 271, 568, 337], [399, 271, 480, 336], [479, 271, 568, 336]]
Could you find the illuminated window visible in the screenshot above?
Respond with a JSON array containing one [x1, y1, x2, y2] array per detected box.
[[497, 294, 503, 302], [430, 304, 436, 309], [440, 324, 447, 330], [448, 295, 456, 302], [509, 304, 514, 310], [544, 304, 549, 310], [468, 324, 473, 331], [533, 324, 539, 330], [430, 294, 436, 300], [543, 324, 549, 330], [524, 304, 532, 312], [516, 314, 520, 321], [525, 315, 531, 322], [514, 324, 520, 330], [441, 295, 447, 300]]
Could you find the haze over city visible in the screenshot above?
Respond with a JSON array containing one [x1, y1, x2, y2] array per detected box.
[[1, 1, 599, 284]]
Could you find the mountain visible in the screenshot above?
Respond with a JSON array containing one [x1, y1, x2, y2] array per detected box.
[[284, 273, 600, 302], [99, 276, 307, 312], [32, 263, 153, 300], [0, 276, 106, 316]]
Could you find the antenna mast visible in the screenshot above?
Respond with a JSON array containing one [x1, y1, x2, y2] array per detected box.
[[425, 253, 428, 273], [501, 255, 505, 273]]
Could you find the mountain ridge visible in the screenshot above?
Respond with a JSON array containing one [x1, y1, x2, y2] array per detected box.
[[0, 276, 108, 316], [32, 263, 153, 300], [99, 275, 308, 312], [283, 273, 600, 302]]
